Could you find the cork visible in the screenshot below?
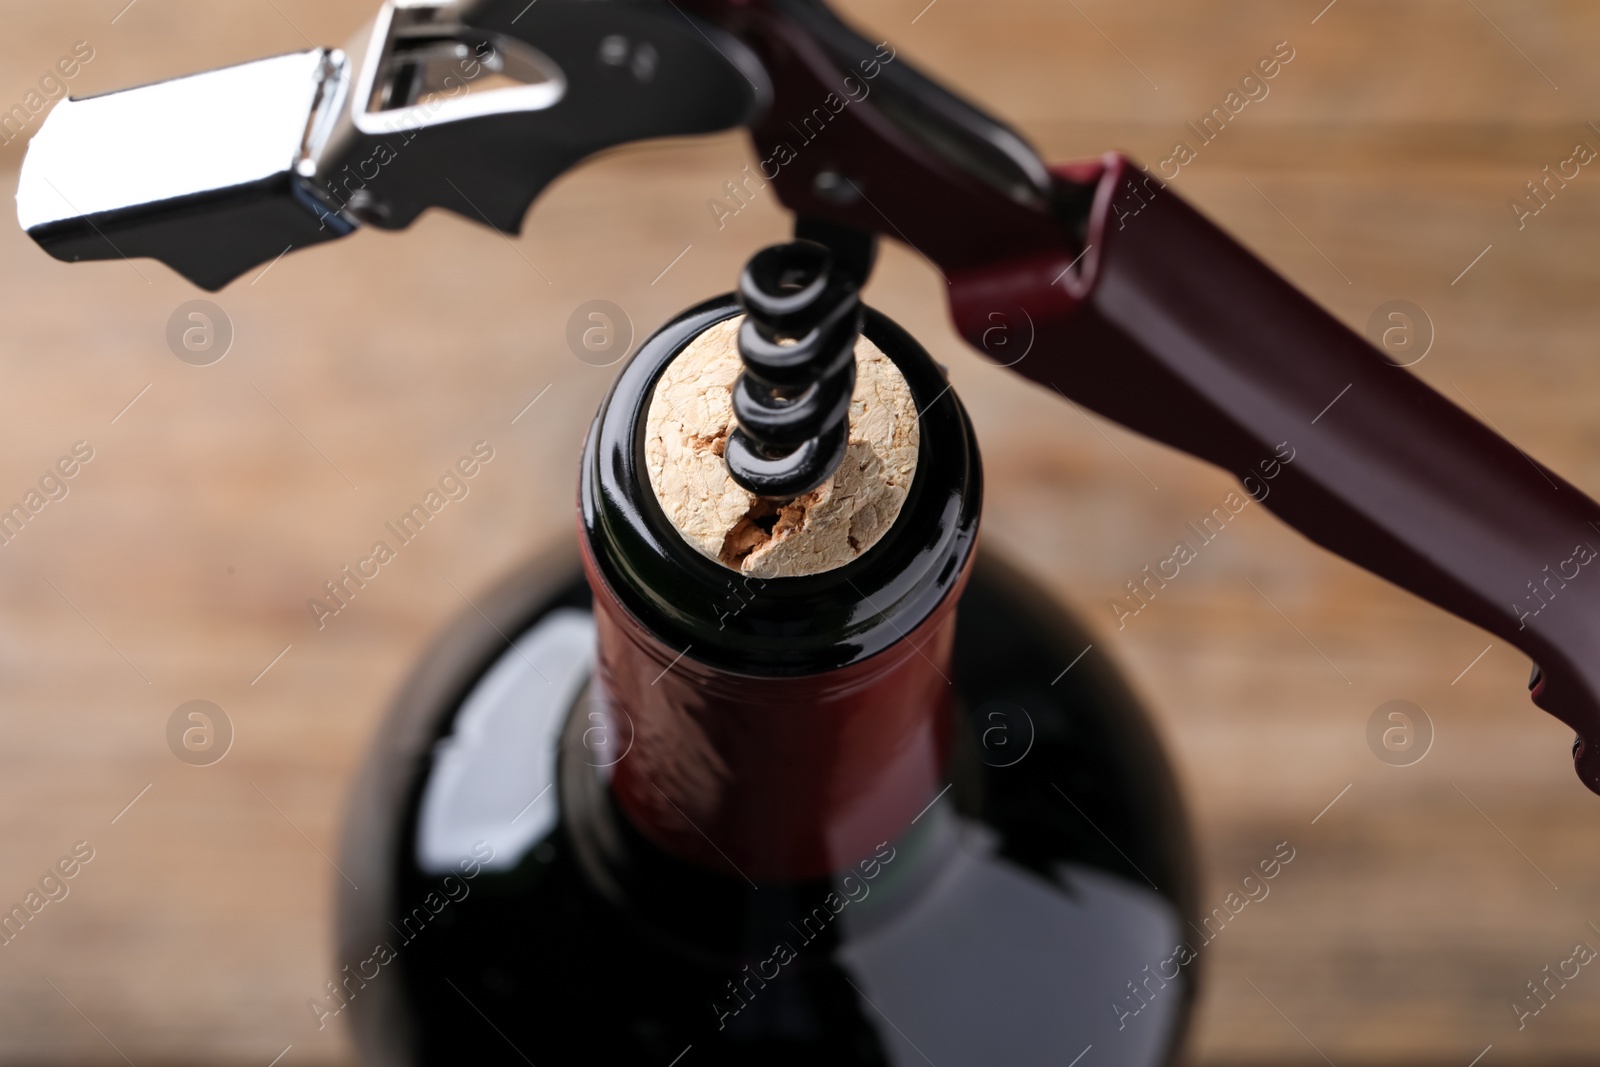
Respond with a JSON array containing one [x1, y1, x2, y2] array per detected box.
[[643, 315, 919, 578]]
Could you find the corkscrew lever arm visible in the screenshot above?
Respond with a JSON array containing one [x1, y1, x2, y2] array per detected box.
[[16, 0, 767, 290]]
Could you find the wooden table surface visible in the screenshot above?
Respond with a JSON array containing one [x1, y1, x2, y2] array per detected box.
[[3, 1, 1600, 1063]]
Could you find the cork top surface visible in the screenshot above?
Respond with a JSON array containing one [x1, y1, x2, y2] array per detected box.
[[643, 315, 920, 578]]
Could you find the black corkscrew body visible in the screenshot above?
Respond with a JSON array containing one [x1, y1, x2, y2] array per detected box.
[[725, 241, 863, 499]]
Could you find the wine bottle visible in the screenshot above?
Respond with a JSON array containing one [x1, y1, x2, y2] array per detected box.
[[337, 280, 1195, 1066]]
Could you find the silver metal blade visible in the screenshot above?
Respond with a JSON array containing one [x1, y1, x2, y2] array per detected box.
[[19, 50, 354, 291]]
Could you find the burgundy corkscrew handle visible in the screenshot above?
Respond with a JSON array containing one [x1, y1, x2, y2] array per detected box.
[[947, 154, 1600, 795]]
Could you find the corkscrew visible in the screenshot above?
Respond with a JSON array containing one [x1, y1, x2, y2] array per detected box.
[[726, 241, 864, 499], [19, 0, 1600, 799]]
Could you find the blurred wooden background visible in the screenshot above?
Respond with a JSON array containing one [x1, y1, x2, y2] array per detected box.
[[2, 0, 1600, 1063]]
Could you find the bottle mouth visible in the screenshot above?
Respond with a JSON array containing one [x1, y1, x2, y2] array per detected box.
[[580, 293, 982, 677]]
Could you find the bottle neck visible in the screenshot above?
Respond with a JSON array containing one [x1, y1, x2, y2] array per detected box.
[[584, 541, 970, 882], [578, 296, 981, 883]]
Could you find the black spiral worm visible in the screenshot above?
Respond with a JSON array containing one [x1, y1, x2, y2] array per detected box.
[[725, 241, 863, 499]]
